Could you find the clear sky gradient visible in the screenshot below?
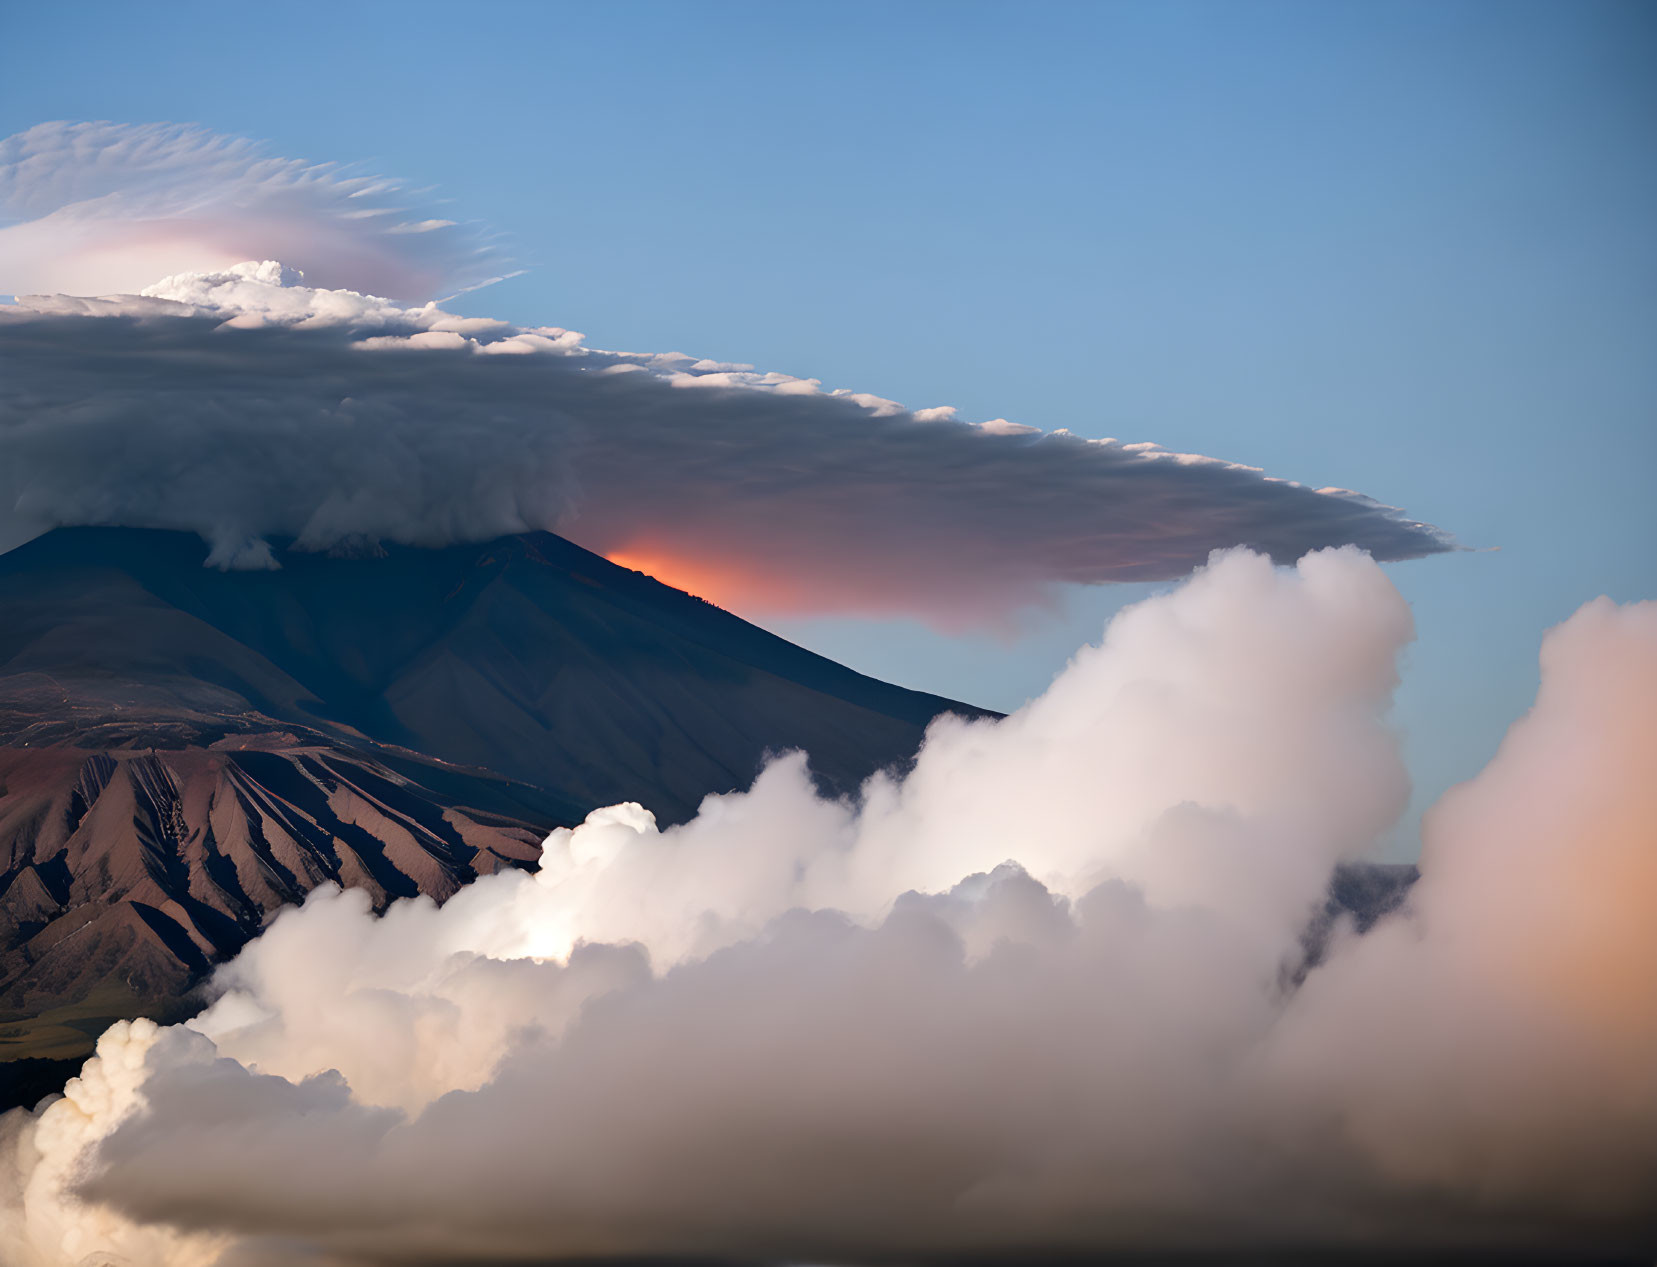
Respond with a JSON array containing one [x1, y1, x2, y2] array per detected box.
[[3, 0, 1653, 854]]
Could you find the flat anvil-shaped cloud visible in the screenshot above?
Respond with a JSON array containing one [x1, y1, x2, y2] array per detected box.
[[0, 260, 1454, 625]]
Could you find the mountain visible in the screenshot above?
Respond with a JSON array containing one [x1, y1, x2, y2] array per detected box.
[[0, 527, 991, 1088], [0, 528, 1419, 1111], [0, 527, 986, 818]]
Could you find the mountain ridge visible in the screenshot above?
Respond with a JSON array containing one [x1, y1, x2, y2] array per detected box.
[[0, 527, 988, 815]]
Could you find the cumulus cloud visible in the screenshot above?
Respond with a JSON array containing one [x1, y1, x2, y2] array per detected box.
[[0, 122, 508, 301], [1, 549, 1651, 1265], [0, 262, 1454, 623]]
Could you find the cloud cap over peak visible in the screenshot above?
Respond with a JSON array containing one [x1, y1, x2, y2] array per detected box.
[[0, 261, 1456, 623]]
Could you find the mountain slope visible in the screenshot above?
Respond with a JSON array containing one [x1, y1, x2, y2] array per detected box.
[[0, 528, 988, 820], [0, 527, 991, 1079]]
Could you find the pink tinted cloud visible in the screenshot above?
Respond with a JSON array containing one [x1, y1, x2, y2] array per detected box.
[[0, 121, 507, 301]]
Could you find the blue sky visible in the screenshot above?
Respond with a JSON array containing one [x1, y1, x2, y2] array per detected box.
[[3, 0, 1653, 853]]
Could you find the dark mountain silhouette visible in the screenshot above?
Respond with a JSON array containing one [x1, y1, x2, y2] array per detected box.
[[0, 528, 985, 818], [0, 527, 992, 1088]]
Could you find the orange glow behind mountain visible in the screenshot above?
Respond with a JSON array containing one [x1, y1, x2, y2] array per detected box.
[[604, 547, 761, 610], [599, 542, 1035, 632]]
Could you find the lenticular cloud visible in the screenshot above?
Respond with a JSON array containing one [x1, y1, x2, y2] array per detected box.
[[0, 260, 1454, 623], [0, 122, 507, 301], [2, 548, 1652, 1266]]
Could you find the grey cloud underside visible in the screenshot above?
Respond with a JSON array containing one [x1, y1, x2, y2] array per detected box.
[[0, 283, 1454, 618]]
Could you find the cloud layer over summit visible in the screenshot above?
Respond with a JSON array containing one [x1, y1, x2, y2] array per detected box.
[[0, 254, 1452, 622]]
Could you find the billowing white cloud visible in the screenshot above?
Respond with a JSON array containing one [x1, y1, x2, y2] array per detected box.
[[0, 122, 508, 301], [2, 549, 1651, 1264], [0, 262, 1455, 624]]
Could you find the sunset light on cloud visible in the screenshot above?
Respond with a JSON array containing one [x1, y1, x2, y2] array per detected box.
[[0, 122, 508, 302]]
